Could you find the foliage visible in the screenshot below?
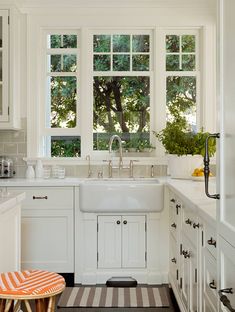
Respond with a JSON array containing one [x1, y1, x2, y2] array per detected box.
[[154, 124, 216, 156], [51, 137, 80, 157]]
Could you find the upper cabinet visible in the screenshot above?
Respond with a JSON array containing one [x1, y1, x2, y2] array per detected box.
[[0, 7, 21, 129]]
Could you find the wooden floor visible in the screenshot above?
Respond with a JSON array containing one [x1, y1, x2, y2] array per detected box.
[[55, 286, 180, 312]]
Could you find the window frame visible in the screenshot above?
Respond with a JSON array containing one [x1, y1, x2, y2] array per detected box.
[[27, 23, 215, 162]]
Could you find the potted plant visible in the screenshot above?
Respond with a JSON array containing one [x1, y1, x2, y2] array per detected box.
[[153, 121, 216, 179]]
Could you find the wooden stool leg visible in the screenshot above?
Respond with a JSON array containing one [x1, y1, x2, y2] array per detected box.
[[4, 300, 14, 312], [13, 300, 20, 312], [47, 296, 56, 312], [24, 300, 32, 312], [35, 299, 47, 312], [0, 299, 6, 312]]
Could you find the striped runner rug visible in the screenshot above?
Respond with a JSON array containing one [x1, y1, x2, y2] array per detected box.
[[57, 286, 170, 308]]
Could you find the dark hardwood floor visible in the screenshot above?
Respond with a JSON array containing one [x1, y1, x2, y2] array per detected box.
[[56, 285, 180, 312]]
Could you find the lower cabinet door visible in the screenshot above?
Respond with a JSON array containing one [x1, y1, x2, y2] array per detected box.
[[122, 215, 146, 268], [21, 209, 74, 272], [97, 215, 122, 268], [218, 235, 235, 311], [180, 235, 191, 311], [97, 215, 146, 269], [190, 250, 198, 312]]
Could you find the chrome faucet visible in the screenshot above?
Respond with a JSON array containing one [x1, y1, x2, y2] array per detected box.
[[108, 135, 123, 169]]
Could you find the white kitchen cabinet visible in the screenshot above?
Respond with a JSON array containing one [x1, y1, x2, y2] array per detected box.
[[8, 187, 74, 273], [0, 199, 21, 272], [0, 10, 9, 122], [0, 7, 21, 129], [168, 188, 201, 312], [97, 215, 146, 269]]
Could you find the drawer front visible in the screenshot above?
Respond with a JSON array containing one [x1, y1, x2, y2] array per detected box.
[[9, 187, 74, 210], [169, 235, 178, 289], [204, 222, 217, 258], [169, 206, 177, 240], [203, 249, 217, 309], [182, 207, 198, 247]]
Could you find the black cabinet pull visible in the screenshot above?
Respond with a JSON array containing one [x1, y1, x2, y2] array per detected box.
[[171, 258, 176, 263], [116, 220, 120, 225], [207, 237, 216, 247], [33, 196, 48, 200], [185, 218, 192, 225], [170, 198, 175, 203], [219, 289, 235, 312], [123, 220, 127, 224], [204, 133, 220, 199], [182, 250, 190, 258], [209, 280, 217, 290], [176, 204, 181, 209], [193, 222, 200, 229], [171, 223, 177, 228]]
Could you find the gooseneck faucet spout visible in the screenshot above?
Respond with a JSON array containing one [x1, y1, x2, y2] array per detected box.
[[108, 135, 123, 168]]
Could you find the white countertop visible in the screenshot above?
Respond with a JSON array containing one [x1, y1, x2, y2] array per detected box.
[[166, 178, 217, 225], [0, 176, 217, 224], [0, 191, 26, 213]]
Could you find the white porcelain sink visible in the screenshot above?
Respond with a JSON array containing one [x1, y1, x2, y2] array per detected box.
[[79, 178, 164, 212]]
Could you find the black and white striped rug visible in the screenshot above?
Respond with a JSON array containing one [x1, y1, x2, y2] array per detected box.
[[57, 286, 170, 308]]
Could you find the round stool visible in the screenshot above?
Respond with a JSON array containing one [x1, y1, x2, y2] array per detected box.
[[0, 269, 65, 312]]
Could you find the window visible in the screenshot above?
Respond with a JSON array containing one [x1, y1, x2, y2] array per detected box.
[[92, 33, 152, 153], [37, 27, 206, 159], [43, 32, 81, 157], [165, 31, 199, 132]]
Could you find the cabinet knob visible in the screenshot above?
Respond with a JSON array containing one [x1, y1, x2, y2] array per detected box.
[[193, 222, 200, 229], [170, 198, 175, 203], [207, 237, 216, 247], [185, 218, 192, 225], [171, 257, 176, 263], [209, 280, 217, 290], [176, 204, 181, 209], [116, 220, 120, 225], [123, 220, 127, 225], [171, 223, 177, 228], [182, 250, 190, 258]]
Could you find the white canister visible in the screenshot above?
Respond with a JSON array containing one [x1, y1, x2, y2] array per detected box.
[[35, 160, 43, 178], [26, 166, 35, 179]]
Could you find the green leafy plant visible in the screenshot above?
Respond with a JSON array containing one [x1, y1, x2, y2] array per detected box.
[[153, 123, 216, 157]]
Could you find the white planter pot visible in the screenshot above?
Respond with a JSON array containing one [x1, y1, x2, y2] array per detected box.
[[167, 154, 203, 179]]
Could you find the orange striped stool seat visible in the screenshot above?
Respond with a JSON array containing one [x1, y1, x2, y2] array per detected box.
[[0, 269, 65, 312]]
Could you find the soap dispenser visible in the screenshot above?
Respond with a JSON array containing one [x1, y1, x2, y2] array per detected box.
[[35, 160, 43, 178]]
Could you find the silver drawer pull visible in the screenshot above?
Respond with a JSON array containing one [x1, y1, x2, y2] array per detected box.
[[32, 196, 48, 200], [207, 237, 216, 247]]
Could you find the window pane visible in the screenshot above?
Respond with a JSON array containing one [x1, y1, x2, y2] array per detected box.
[[50, 76, 77, 128], [49, 34, 77, 48], [51, 136, 81, 157], [132, 55, 149, 71], [182, 35, 195, 53], [166, 55, 180, 71], [94, 55, 110, 71], [93, 35, 111, 52], [49, 54, 77, 72], [132, 35, 149, 52], [182, 54, 195, 71], [166, 35, 179, 53], [63, 35, 77, 48], [166, 76, 196, 130], [93, 76, 150, 151], [113, 35, 130, 52], [113, 54, 130, 71]]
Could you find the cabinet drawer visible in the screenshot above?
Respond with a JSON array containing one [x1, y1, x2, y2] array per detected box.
[[182, 207, 198, 247], [203, 249, 217, 309], [9, 187, 74, 210], [204, 222, 216, 258], [169, 207, 177, 240]]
